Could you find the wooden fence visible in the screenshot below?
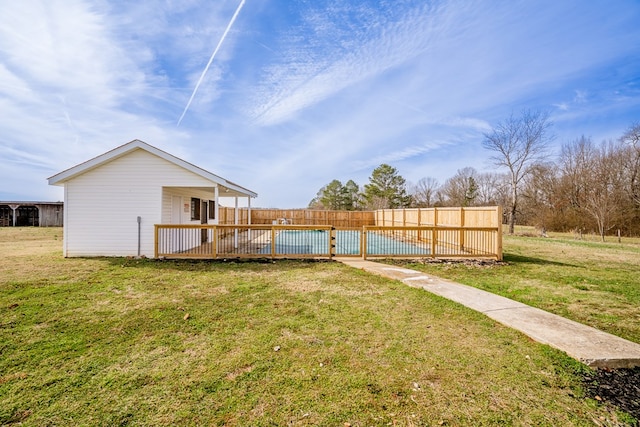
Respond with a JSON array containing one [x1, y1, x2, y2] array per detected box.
[[218, 206, 501, 228], [374, 206, 502, 228], [218, 208, 375, 227], [375, 207, 503, 259], [212, 206, 503, 260]]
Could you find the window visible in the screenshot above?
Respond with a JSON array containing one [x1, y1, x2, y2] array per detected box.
[[208, 200, 216, 219], [190, 198, 201, 220]]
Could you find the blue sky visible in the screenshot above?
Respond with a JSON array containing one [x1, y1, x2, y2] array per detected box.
[[1, 0, 639, 208]]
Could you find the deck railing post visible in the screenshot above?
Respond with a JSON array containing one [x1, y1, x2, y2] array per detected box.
[[154, 225, 159, 258], [213, 226, 218, 259], [431, 227, 436, 258], [271, 226, 276, 259]]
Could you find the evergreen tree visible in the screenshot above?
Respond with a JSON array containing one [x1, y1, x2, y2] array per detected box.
[[363, 164, 412, 209], [343, 179, 361, 210], [319, 180, 346, 210]]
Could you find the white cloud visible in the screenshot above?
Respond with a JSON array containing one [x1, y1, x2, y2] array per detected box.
[[351, 141, 456, 171], [245, 1, 444, 125], [0, 1, 147, 106], [573, 90, 588, 104]]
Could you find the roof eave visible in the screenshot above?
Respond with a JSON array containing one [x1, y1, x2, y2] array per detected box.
[[47, 139, 258, 198]]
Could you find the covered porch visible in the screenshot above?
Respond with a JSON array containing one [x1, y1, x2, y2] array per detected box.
[[160, 183, 256, 254]]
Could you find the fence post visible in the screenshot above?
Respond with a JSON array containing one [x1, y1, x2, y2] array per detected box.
[[362, 227, 368, 260], [430, 227, 436, 258], [459, 207, 465, 252], [432, 207, 438, 256], [402, 208, 407, 239], [330, 227, 336, 259], [496, 205, 503, 260], [271, 226, 276, 259]]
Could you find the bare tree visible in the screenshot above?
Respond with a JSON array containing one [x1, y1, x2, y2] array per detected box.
[[520, 162, 559, 233], [440, 167, 479, 207], [620, 123, 640, 207], [620, 122, 640, 146], [583, 140, 626, 241], [483, 110, 553, 234], [475, 172, 508, 206], [411, 177, 440, 207], [559, 137, 626, 240], [559, 136, 595, 214]]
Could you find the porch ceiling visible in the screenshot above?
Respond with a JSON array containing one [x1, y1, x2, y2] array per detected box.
[[164, 186, 252, 199]]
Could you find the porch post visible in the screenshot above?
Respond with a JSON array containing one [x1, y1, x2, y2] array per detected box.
[[8, 204, 19, 227], [234, 197, 239, 249], [247, 196, 252, 242], [214, 186, 219, 225]]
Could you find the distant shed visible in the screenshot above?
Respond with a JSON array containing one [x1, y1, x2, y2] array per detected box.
[[0, 202, 64, 227]]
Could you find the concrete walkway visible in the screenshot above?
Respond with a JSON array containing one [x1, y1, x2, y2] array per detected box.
[[336, 258, 640, 369]]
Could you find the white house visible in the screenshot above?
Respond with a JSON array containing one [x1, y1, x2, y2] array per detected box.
[[48, 140, 257, 257]]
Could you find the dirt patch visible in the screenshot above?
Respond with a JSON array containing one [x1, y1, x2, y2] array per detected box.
[[584, 367, 640, 421], [225, 365, 254, 381]]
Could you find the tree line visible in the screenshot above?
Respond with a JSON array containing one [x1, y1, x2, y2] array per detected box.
[[309, 111, 640, 238]]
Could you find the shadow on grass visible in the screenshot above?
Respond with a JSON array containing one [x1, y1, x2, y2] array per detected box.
[[504, 253, 579, 268], [103, 256, 332, 272]]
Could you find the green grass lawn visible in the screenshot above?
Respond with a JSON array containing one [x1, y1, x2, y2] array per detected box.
[[0, 228, 636, 426], [392, 228, 640, 345]]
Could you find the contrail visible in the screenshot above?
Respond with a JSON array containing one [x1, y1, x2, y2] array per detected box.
[[177, 0, 246, 126]]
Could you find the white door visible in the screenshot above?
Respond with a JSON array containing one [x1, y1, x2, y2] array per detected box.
[[170, 196, 183, 253]]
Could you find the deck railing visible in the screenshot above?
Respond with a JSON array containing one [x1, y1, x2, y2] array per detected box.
[[155, 224, 502, 260], [361, 226, 501, 259]]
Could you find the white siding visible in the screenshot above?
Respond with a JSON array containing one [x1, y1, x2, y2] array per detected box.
[[64, 149, 216, 257]]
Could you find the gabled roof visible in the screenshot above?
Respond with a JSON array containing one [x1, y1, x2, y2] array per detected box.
[[47, 139, 257, 198]]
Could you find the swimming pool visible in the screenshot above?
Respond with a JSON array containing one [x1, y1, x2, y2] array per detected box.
[[261, 229, 431, 256]]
